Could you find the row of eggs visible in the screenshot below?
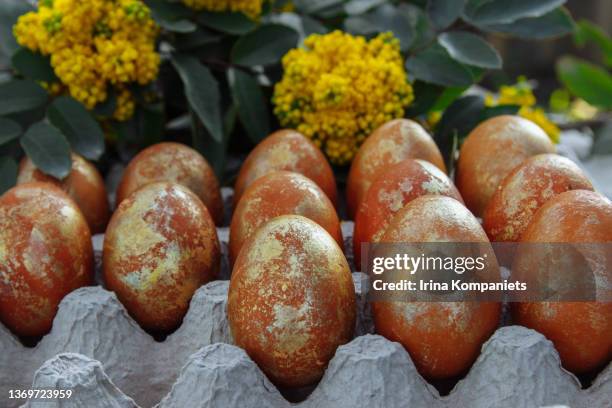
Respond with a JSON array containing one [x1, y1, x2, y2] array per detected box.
[[1, 115, 610, 388]]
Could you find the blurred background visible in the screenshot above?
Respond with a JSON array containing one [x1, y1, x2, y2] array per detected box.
[[486, 0, 611, 99]]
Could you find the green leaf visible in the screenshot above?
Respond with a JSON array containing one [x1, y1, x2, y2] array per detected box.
[[557, 56, 612, 109], [117, 103, 165, 147], [401, 4, 435, 51], [479, 7, 574, 39], [224, 105, 238, 139], [0, 80, 48, 116], [301, 15, 329, 36], [344, 0, 386, 15], [175, 27, 223, 50], [406, 44, 475, 87], [463, 0, 565, 25], [316, 4, 347, 19], [435, 95, 485, 163], [405, 82, 446, 117], [0, 0, 33, 61], [345, 4, 415, 51], [231, 24, 299, 66], [198, 11, 257, 35], [20, 122, 72, 179], [141, 103, 165, 146], [265, 13, 305, 40], [0, 156, 18, 194], [171, 54, 224, 143], [0, 117, 22, 146], [160, 19, 197, 33], [438, 31, 501, 69], [146, 0, 195, 33], [479, 104, 520, 120], [431, 86, 468, 111], [190, 109, 228, 180], [574, 20, 612, 67], [426, 0, 464, 29], [294, 0, 344, 15], [228, 68, 270, 144], [92, 89, 117, 117], [47, 96, 105, 160], [11, 48, 57, 82]]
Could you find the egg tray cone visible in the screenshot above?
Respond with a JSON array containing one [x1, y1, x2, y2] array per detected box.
[[1, 219, 610, 407]]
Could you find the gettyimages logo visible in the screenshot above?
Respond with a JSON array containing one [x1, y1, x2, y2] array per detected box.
[[361, 242, 612, 302]]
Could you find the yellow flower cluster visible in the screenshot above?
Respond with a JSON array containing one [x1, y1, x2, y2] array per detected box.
[[273, 31, 414, 165], [486, 77, 560, 143], [13, 0, 159, 121], [182, 0, 264, 19]]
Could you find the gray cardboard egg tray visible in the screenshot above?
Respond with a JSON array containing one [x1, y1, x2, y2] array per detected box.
[[1, 189, 610, 408]]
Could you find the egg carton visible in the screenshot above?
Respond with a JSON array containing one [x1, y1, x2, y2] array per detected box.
[[1, 222, 610, 408], [2, 280, 610, 408]]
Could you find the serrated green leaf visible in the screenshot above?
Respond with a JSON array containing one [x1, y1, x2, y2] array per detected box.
[[427, 0, 464, 29], [0, 117, 22, 146], [0, 155, 18, 194], [228, 68, 270, 144], [0, 80, 48, 116], [557, 56, 612, 109], [463, 0, 565, 25], [47, 96, 105, 160], [231, 24, 299, 66], [171, 54, 223, 143], [198, 11, 257, 35], [479, 7, 574, 39], [11, 48, 57, 82], [438, 31, 502, 69], [406, 44, 475, 87], [20, 122, 72, 179]]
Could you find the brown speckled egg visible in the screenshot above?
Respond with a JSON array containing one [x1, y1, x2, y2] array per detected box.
[[233, 130, 337, 208], [229, 171, 342, 265], [104, 182, 220, 332], [228, 215, 355, 387], [116, 142, 223, 225], [17, 154, 109, 234], [353, 159, 463, 268], [456, 115, 556, 216], [0, 182, 93, 336], [374, 196, 501, 380], [346, 119, 446, 219], [483, 154, 593, 242], [512, 190, 612, 374]]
